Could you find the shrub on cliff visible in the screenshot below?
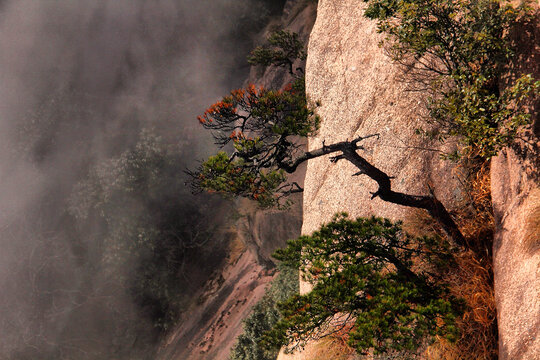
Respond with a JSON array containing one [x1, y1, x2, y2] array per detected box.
[[363, 0, 539, 159], [229, 265, 299, 360], [190, 76, 319, 209]]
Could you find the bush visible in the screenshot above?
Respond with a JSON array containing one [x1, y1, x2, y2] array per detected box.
[[230, 265, 299, 360], [364, 0, 539, 159], [248, 30, 307, 75]]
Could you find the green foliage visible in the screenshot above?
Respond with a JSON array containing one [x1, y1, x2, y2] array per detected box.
[[191, 77, 319, 208], [364, 0, 524, 76], [263, 214, 463, 355], [197, 152, 287, 208], [190, 30, 318, 208], [248, 30, 307, 74], [229, 265, 299, 360], [428, 73, 540, 158], [364, 0, 538, 159]]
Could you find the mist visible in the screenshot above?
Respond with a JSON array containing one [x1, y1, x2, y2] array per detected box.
[[0, 0, 285, 358]]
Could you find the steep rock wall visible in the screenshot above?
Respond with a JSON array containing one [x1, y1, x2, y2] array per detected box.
[[492, 152, 540, 360], [280, 1, 540, 360], [279, 0, 463, 358], [302, 0, 462, 287], [491, 8, 540, 359]]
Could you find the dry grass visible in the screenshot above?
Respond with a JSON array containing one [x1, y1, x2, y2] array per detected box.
[[310, 330, 357, 360], [402, 208, 442, 238], [404, 214, 498, 359], [428, 250, 498, 360], [404, 162, 498, 360], [438, 161, 498, 360], [454, 161, 495, 256]]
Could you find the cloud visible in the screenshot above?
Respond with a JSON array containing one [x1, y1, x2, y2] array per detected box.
[[0, 0, 281, 358]]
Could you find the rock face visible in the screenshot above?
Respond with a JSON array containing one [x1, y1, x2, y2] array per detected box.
[[301, 0, 462, 288], [492, 151, 540, 360], [491, 8, 540, 358], [157, 244, 274, 360], [279, 0, 463, 358], [281, 0, 539, 359]]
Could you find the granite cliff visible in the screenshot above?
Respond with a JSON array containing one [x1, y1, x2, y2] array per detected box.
[[280, 0, 539, 359]]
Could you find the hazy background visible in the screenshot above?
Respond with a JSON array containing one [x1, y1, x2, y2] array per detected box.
[[0, 0, 286, 358]]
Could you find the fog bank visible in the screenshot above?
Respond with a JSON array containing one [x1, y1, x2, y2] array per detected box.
[[0, 1, 284, 358]]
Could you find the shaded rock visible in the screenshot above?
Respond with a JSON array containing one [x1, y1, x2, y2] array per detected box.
[[158, 1, 316, 359]]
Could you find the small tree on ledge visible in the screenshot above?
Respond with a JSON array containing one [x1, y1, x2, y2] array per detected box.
[[248, 30, 307, 75]]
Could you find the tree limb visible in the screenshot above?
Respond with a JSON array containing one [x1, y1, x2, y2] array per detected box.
[[278, 137, 466, 247], [340, 146, 466, 248]]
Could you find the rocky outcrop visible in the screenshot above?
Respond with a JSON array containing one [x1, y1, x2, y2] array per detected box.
[[157, 242, 274, 360], [492, 150, 540, 360], [299, 0, 462, 291], [279, 1, 540, 359], [491, 8, 540, 358]]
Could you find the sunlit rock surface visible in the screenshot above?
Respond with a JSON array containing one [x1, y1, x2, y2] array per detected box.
[[278, 0, 463, 358], [492, 152, 540, 360]]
